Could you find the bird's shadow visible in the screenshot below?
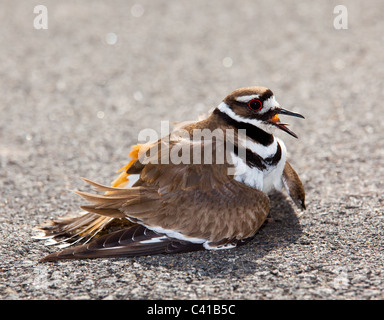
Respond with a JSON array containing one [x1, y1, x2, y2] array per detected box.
[[130, 191, 303, 277]]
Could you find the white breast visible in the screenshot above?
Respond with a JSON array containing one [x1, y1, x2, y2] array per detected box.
[[262, 137, 287, 194], [231, 137, 287, 194], [230, 152, 263, 190]]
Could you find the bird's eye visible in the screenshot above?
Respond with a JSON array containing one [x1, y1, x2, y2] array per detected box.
[[248, 99, 263, 111]]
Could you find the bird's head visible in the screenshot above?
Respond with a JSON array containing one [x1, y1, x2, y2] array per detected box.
[[222, 86, 305, 138]]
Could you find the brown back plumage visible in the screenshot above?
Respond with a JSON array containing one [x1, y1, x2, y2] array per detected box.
[[77, 126, 271, 242]]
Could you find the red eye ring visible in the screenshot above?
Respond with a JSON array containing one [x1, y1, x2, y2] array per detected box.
[[248, 99, 263, 111]]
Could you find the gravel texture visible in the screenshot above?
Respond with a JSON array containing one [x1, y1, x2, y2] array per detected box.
[[0, 0, 383, 300]]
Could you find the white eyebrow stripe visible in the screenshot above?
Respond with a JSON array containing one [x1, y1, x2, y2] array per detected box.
[[258, 95, 279, 114], [234, 94, 260, 103], [218, 102, 263, 127]]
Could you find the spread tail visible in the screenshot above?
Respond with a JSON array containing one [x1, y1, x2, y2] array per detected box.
[[34, 145, 142, 248]]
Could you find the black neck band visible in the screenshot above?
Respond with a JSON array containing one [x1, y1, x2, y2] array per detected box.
[[213, 108, 274, 146]]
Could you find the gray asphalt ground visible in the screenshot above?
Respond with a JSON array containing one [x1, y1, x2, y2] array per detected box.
[[1, 0, 383, 300]]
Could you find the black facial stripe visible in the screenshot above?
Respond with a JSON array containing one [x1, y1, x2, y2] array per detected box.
[[214, 108, 274, 146], [259, 89, 273, 102]]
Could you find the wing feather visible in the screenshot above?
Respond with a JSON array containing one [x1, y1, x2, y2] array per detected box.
[[40, 225, 204, 261]]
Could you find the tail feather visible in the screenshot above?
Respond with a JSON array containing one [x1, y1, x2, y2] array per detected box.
[[80, 177, 129, 192], [72, 189, 138, 202], [74, 178, 160, 216], [37, 212, 99, 238], [35, 144, 146, 253], [34, 213, 112, 245], [79, 206, 123, 218]]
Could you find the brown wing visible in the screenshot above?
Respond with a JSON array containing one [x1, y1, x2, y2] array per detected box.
[[78, 132, 270, 242], [282, 161, 306, 210], [40, 224, 205, 262]]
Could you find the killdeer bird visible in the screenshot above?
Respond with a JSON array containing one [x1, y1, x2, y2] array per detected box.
[[36, 86, 305, 262]]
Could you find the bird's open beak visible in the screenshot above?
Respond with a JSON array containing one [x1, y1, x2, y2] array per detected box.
[[270, 108, 305, 139]]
